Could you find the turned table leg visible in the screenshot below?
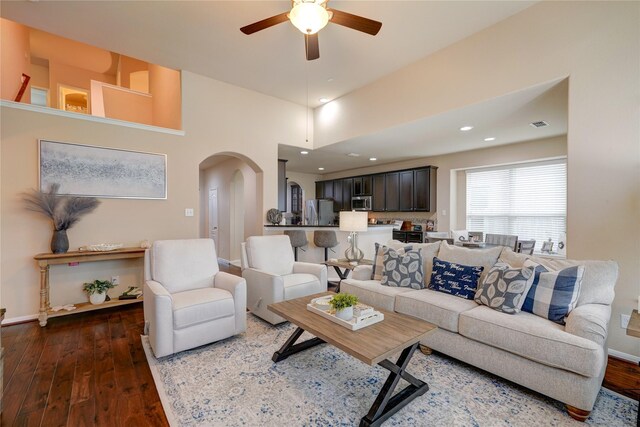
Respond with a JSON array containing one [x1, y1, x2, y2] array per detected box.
[[566, 405, 590, 422], [38, 262, 50, 327]]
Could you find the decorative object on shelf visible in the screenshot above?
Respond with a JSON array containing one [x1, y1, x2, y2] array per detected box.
[[79, 243, 124, 252], [39, 139, 167, 199], [340, 211, 368, 262], [82, 279, 115, 305], [50, 304, 76, 312], [266, 208, 283, 225], [140, 240, 152, 249], [541, 239, 554, 253], [119, 286, 142, 300], [23, 183, 101, 253], [328, 292, 359, 321]]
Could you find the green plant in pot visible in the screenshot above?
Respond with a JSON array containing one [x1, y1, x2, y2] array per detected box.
[[83, 279, 115, 305], [329, 293, 359, 321]]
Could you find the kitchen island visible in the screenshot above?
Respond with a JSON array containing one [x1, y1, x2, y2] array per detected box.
[[263, 224, 394, 265]]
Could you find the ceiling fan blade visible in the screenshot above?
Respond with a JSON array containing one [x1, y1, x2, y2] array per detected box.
[[305, 33, 320, 61], [240, 12, 289, 35], [329, 9, 382, 36]]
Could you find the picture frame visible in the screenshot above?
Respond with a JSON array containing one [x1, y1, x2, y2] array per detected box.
[[541, 240, 554, 253], [39, 139, 167, 199]]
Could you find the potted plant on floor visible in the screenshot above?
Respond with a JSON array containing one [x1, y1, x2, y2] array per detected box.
[[329, 293, 359, 321], [83, 279, 115, 305]]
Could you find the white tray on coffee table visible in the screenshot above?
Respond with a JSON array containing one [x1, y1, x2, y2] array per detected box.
[[306, 303, 384, 331]]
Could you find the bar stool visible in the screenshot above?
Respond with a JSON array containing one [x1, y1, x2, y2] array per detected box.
[[314, 230, 338, 261], [284, 230, 308, 261]]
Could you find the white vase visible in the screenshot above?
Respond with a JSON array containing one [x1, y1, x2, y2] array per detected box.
[[89, 292, 107, 305], [335, 306, 353, 321]]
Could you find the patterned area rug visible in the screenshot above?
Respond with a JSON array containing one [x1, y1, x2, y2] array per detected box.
[[142, 316, 637, 426]]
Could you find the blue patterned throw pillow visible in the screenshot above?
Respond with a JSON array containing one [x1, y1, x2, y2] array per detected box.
[[371, 242, 413, 280], [381, 247, 424, 289], [430, 257, 483, 300], [522, 262, 584, 324]]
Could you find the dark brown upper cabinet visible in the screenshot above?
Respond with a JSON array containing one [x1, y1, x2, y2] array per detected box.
[[414, 167, 437, 211], [399, 170, 414, 211], [372, 174, 386, 211], [385, 172, 400, 212], [342, 178, 353, 211]]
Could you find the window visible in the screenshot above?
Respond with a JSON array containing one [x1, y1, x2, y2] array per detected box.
[[466, 159, 567, 251]]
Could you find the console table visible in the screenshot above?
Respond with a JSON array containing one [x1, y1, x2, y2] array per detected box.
[[34, 247, 146, 326]]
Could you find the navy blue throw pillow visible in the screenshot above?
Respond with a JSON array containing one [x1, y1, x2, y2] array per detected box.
[[430, 257, 484, 300]]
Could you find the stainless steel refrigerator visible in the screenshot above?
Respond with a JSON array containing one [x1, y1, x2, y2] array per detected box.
[[305, 199, 337, 226]]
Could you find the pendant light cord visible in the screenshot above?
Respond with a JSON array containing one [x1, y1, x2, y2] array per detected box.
[[305, 59, 309, 143]]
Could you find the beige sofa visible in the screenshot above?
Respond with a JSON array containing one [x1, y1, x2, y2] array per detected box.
[[341, 241, 618, 421]]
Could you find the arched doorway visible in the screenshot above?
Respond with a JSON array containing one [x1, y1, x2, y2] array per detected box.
[[198, 152, 263, 264]]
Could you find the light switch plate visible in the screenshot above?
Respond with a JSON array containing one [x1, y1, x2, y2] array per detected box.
[[621, 314, 630, 329], [185, 208, 194, 217]]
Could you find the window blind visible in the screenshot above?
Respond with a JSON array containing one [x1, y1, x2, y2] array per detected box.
[[466, 160, 567, 251]]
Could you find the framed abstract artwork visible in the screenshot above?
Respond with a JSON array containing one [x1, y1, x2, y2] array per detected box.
[[38, 139, 167, 199]]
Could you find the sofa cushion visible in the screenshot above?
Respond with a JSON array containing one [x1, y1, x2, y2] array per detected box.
[[283, 273, 321, 300], [499, 248, 618, 307], [474, 262, 535, 314], [340, 279, 413, 312], [395, 289, 478, 333], [381, 247, 425, 289], [245, 235, 294, 276], [371, 242, 412, 280], [172, 287, 235, 330], [459, 306, 603, 377], [407, 242, 441, 287], [430, 257, 483, 300], [522, 263, 585, 324], [438, 241, 502, 283], [151, 239, 219, 294]]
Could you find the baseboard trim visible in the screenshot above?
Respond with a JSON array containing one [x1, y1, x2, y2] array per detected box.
[[608, 348, 640, 364], [2, 313, 38, 326]]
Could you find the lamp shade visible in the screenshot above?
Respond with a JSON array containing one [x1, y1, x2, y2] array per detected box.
[[339, 211, 368, 232], [288, 2, 329, 35]]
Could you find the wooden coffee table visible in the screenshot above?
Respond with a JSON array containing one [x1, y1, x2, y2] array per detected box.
[[268, 292, 437, 427]]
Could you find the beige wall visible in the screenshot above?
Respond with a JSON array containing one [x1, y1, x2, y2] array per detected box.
[[102, 86, 153, 125], [1, 19, 31, 103], [316, 2, 640, 356], [199, 157, 260, 261], [118, 55, 147, 90], [149, 64, 181, 130], [49, 61, 116, 109], [29, 63, 49, 91], [0, 70, 308, 323]]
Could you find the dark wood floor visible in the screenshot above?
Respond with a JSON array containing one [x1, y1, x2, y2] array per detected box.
[[2, 261, 638, 426]]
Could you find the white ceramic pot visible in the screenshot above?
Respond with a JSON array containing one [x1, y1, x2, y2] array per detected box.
[[335, 306, 354, 321], [89, 292, 107, 305]]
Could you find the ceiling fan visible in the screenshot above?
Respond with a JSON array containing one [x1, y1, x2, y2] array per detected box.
[[240, 0, 382, 61]]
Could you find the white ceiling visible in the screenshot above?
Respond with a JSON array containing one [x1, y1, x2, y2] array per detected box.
[[2, 1, 535, 107], [280, 79, 568, 174]]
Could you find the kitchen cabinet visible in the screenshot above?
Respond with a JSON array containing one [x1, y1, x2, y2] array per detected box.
[[342, 178, 353, 211], [333, 179, 343, 211], [278, 159, 287, 212], [385, 172, 400, 212], [353, 176, 372, 196], [315, 181, 324, 199], [372, 174, 386, 211], [392, 230, 425, 243], [399, 170, 414, 211], [414, 167, 437, 211], [323, 180, 334, 199]]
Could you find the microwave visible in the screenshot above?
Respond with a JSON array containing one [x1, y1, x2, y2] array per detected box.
[[351, 196, 372, 211]]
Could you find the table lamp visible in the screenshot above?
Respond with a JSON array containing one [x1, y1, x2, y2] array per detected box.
[[339, 211, 368, 262]]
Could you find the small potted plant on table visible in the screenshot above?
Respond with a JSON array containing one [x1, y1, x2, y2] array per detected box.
[[329, 293, 359, 321], [83, 279, 115, 305]]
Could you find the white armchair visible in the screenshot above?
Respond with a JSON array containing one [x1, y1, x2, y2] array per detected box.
[[144, 239, 246, 357], [241, 235, 327, 324]]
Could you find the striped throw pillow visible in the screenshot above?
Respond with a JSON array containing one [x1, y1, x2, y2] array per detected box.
[[522, 261, 585, 324]]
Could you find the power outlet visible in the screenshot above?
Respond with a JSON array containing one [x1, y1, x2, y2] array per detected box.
[[111, 276, 120, 286], [185, 208, 194, 217], [621, 314, 630, 329]]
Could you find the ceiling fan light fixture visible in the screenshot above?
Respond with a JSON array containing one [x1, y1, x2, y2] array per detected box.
[[288, 1, 330, 35]]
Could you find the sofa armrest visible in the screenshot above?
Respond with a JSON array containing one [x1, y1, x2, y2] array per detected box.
[[214, 272, 247, 333], [293, 262, 328, 290], [565, 303, 611, 347], [144, 280, 174, 357], [351, 265, 373, 281], [242, 268, 284, 311]]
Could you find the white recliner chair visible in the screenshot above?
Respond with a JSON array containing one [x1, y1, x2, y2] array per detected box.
[[241, 235, 327, 324], [144, 238, 246, 357]]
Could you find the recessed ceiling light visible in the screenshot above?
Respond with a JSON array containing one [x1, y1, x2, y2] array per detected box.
[[347, 153, 360, 157], [369, 157, 377, 161], [319, 98, 329, 103], [327, 78, 334, 82], [318, 167, 325, 171], [484, 137, 496, 142], [300, 150, 309, 155], [460, 126, 474, 132]]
